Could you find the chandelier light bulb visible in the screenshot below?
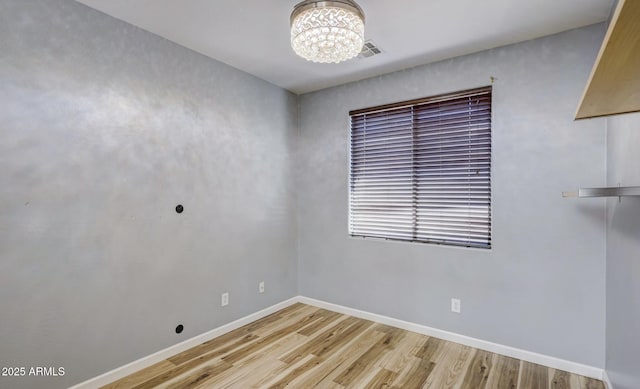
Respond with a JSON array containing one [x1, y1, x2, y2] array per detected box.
[[290, 0, 365, 64]]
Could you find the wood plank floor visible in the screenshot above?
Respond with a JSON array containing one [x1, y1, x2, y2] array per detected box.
[[102, 303, 604, 389]]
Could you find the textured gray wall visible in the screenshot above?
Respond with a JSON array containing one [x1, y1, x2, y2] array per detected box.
[[0, 0, 617, 387], [0, 1, 297, 388], [605, 112, 640, 389], [297, 24, 607, 367]]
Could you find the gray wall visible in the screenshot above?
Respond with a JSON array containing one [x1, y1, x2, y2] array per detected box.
[[0, 1, 297, 388], [0, 0, 619, 387], [605, 112, 640, 389], [297, 24, 608, 367]]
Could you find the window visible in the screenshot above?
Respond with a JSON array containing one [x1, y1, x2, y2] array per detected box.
[[349, 87, 492, 249]]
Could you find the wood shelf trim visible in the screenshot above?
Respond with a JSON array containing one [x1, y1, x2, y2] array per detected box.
[[575, 0, 640, 120]]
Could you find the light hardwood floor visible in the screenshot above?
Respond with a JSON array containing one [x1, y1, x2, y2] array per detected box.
[[102, 303, 604, 389]]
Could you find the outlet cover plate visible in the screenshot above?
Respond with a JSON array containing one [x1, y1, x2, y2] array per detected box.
[[451, 298, 461, 313]]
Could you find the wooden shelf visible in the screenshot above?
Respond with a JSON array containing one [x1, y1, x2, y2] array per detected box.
[[575, 0, 640, 120]]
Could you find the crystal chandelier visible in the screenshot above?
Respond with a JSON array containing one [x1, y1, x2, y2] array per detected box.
[[290, 0, 365, 64]]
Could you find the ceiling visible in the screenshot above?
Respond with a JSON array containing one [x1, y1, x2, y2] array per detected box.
[[76, 0, 613, 94]]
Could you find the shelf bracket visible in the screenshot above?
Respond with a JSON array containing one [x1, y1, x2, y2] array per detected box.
[[562, 186, 640, 199]]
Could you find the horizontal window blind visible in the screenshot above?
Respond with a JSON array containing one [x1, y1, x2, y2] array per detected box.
[[349, 87, 492, 248]]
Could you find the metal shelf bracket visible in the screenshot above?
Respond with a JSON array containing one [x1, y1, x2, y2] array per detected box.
[[562, 185, 640, 201]]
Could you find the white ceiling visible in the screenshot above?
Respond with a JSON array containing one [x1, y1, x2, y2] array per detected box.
[[76, 0, 613, 94]]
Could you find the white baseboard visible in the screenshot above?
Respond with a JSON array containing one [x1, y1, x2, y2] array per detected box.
[[71, 295, 605, 388], [603, 370, 613, 389], [69, 297, 299, 389], [298, 296, 604, 381]]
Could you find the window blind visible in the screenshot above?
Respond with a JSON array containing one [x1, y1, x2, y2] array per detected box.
[[349, 86, 492, 249]]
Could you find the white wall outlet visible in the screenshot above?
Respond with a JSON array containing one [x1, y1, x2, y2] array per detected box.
[[221, 292, 229, 307], [451, 298, 461, 313], [259, 281, 265, 294]]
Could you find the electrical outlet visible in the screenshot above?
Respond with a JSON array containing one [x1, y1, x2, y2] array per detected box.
[[451, 298, 461, 313], [259, 281, 265, 294], [221, 292, 229, 307]]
